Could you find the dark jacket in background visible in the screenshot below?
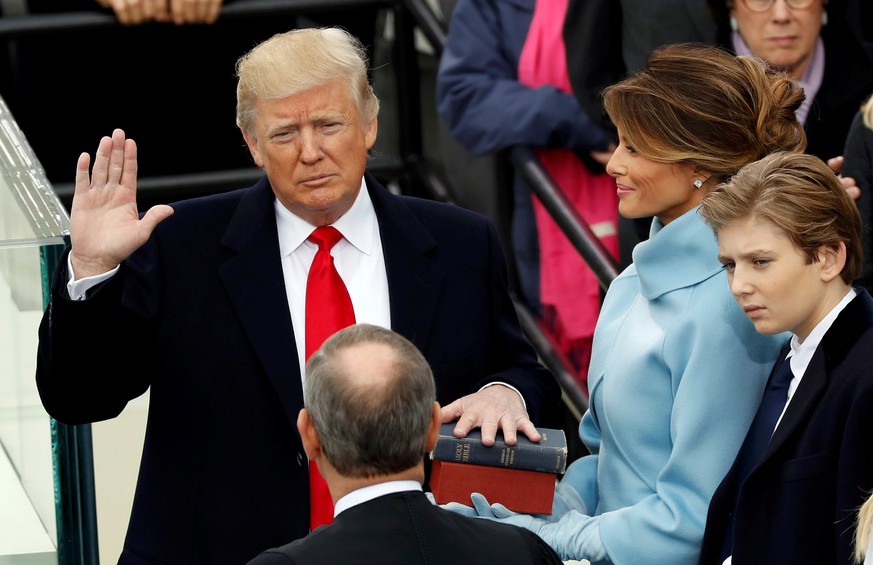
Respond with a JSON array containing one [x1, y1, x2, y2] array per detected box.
[[565, 0, 718, 123], [843, 110, 873, 291]]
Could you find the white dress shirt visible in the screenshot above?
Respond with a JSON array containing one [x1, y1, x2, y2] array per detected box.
[[276, 177, 390, 382], [776, 288, 856, 430]]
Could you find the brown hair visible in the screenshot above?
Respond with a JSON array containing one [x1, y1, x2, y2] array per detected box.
[[700, 151, 863, 284], [602, 43, 806, 180]]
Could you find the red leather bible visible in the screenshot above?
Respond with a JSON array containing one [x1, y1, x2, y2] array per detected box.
[[429, 459, 557, 515]]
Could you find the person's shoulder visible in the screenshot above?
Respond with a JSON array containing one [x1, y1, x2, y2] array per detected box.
[[247, 527, 328, 564], [848, 109, 865, 132], [374, 184, 496, 232], [437, 511, 563, 563], [397, 193, 490, 223], [368, 175, 500, 245], [831, 290, 873, 351], [168, 181, 260, 214], [154, 179, 267, 232]]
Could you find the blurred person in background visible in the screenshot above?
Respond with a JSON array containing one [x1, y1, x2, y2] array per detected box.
[[843, 95, 873, 291], [437, 0, 620, 393], [707, 0, 873, 164], [91, 0, 222, 25]]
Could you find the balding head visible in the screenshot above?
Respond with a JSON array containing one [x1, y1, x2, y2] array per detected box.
[[303, 324, 436, 478]]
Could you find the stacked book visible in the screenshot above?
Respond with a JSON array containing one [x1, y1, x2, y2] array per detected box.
[[428, 423, 568, 514]]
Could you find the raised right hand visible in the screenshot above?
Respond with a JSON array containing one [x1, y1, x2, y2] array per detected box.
[[69, 129, 174, 279]]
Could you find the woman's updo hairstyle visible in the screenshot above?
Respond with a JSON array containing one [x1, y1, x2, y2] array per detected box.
[[602, 43, 806, 180]]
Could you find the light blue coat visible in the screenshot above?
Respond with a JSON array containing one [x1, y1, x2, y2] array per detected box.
[[561, 206, 787, 564]]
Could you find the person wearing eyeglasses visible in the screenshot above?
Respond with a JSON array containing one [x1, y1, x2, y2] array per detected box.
[[707, 0, 873, 165]]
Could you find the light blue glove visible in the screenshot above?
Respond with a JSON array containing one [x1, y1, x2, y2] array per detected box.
[[549, 479, 589, 520], [464, 480, 587, 522], [426, 482, 588, 522], [426, 491, 481, 517], [439, 501, 480, 518], [469, 492, 607, 562]]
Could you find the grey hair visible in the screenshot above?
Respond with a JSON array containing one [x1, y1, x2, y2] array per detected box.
[[304, 324, 435, 478]]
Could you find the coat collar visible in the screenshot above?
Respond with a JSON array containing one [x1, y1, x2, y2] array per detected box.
[[367, 172, 444, 352], [219, 177, 302, 427], [631, 206, 724, 300]]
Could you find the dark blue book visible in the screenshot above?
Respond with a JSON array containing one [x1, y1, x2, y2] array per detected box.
[[430, 423, 568, 474]]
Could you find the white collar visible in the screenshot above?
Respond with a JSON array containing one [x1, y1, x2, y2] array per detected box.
[[333, 480, 422, 517], [275, 177, 377, 257], [787, 288, 856, 376]]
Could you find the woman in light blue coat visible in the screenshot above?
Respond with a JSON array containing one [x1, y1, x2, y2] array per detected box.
[[456, 43, 807, 564]]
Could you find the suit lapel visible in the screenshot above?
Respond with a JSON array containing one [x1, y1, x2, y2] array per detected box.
[[367, 174, 444, 352], [764, 290, 873, 456], [766, 352, 826, 453], [218, 177, 303, 428]]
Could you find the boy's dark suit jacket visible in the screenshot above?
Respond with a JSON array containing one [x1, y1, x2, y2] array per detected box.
[[35, 173, 561, 565], [699, 289, 873, 565], [248, 490, 563, 564]]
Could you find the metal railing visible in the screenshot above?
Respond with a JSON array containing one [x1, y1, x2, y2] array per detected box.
[[511, 146, 621, 291], [403, 0, 621, 419]]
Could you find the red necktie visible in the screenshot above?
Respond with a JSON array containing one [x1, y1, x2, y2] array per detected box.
[[304, 226, 355, 530]]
